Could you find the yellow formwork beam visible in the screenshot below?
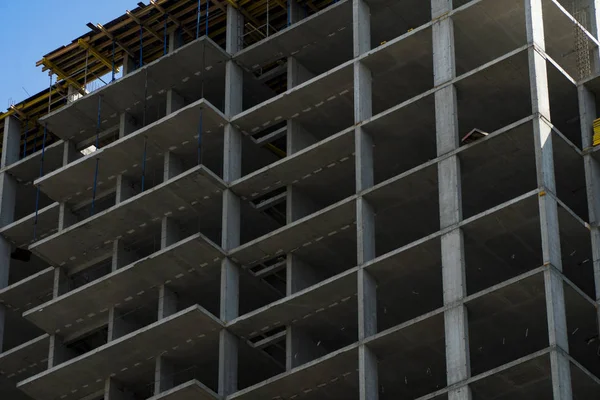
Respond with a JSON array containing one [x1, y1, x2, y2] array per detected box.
[[77, 39, 120, 74], [41, 58, 86, 96]]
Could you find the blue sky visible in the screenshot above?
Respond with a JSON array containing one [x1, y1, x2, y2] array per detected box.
[[0, 0, 141, 111]]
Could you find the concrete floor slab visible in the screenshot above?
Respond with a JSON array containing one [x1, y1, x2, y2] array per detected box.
[[469, 350, 554, 399], [24, 233, 224, 337], [459, 118, 537, 219], [461, 191, 542, 295], [0, 267, 54, 313], [234, 0, 352, 75], [2, 141, 64, 185], [363, 162, 439, 256], [360, 22, 434, 114], [232, 61, 354, 136], [0, 202, 59, 247], [231, 127, 354, 200], [542, 0, 597, 80], [229, 344, 359, 400], [229, 268, 358, 340], [36, 99, 227, 205], [453, 0, 527, 76], [147, 379, 220, 400], [39, 37, 229, 144], [365, 309, 446, 399], [465, 269, 549, 376], [0, 334, 49, 383], [363, 86, 437, 185], [17, 305, 223, 400], [231, 196, 356, 267], [365, 234, 443, 332], [30, 166, 225, 270]]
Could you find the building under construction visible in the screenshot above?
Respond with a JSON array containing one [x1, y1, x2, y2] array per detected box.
[[1, 0, 600, 399]]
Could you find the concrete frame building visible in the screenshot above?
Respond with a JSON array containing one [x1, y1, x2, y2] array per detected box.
[[1, 0, 600, 399]]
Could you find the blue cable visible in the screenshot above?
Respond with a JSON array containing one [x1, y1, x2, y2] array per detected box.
[[205, 0, 209, 36], [164, 13, 168, 55], [196, 0, 201, 39]]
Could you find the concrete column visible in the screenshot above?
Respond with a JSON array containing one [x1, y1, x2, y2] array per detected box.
[[287, 0, 304, 25], [526, 0, 572, 398], [122, 56, 136, 76], [352, 3, 378, 399], [578, 85, 600, 332], [168, 30, 182, 54], [219, 7, 244, 396], [47, 265, 73, 367], [585, 0, 600, 73], [166, 89, 185, 115], [154, 355, 175, 394], [47, 333, 75, 368], [52, 266, 68, 298], [431, 1, 471, 399], [287, 57, 315, 89], [285, 253, 325, 370], [107, 307, 138, 341], [353, 0, 371, 57], [158, 285, 178, 320], [111, 240, 136, 271], [2, 115, 20, 168], [0, 117, 19, 353], [104, 378, 134, 400], [154, 284, 177, 394], [58, 141, 78, 231]]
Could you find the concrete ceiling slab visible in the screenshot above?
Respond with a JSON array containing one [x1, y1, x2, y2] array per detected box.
[[229, 268, 358, 340], [542, 0, 596, 80], [563, 281, 599, 377], [453, 0, 527, 76], [459, 118, 537, 219], [231, 196, 357, 267], [365, 309, 446, 399], [39, 37, 229, 144], [455, 47, 532, 137], [24, 233, 224, 337], [3, 140, 64, 185], [229, 344, 359, 400], [36, 99, 227, 205], [571, 359, 600, 399], [366, 234, 443, 331], [469, 351, 553, 399], [30, 166, 225, 270], [0, 203, 59, 248], [360, 23, 434, 114], [147, 379, 220, 400], [558, 206, 595, 298], [231, 127, 355, 200], [0, 334, 49, 383], [234, 0, 353, 75], [18, 305, 223, 400], [363, 90, 437, 185], [0, 267, 54, 313], [465, 270, 549, 376], [461, 192, 543, 295], [232, 61, 354, 135], [367, 0, 432, 48]]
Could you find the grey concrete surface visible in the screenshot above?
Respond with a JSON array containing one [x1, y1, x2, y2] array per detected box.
[[18, 305, 223, 400], [30, 166, 225, 269]]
